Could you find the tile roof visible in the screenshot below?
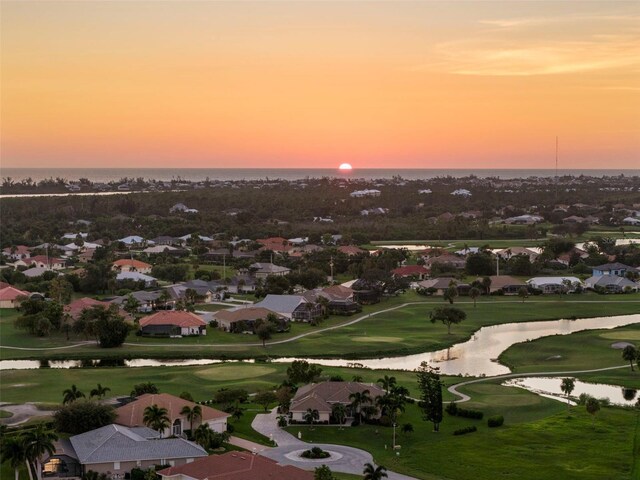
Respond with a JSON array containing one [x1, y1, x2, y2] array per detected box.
[[69, 424, 206, 464], [158, 451, 314, 480], [116, 393, 229, 427], [139, 311, 206, 328], [291, 381, 385, 413], [213, 307, 282, 324], [113, 259, 152, 269], [253, 295, 306, 315], [392, 265, 429, 276], [0, 286, 29, 301], [64, 297, 110, 320]]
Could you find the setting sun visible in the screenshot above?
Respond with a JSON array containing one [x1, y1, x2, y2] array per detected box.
[[339, 163, 353, 171]]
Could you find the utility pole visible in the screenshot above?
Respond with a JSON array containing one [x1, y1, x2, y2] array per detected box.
[[329, 256, 334, 283]]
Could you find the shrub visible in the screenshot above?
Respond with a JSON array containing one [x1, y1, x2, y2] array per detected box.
[[449, 406, 483, 419], [301, 446, 330, 459], [54, 399, 116, 435], [487, 415, 504, 428], [453, 426, 477, 436], [445, 401, 458, 416]]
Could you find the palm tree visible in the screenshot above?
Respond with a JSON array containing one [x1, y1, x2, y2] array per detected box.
[[23, 424, 58, 480], [143, 404, 170, 437], [303, 408, 319, 429], [622, 345, 637, 371], [62, 385, 85, 404], [1, 436, 27, 480], [469, 287, 481, 307], [560, 378, 575, 410], [362, 462, 388, 480], [90, 384, 111, 399], [349, 390, 371, 424], [585, 397, 600, 427], [180, 405, 202, 433], [331, 403, 347, 429], [352, 375, 364, 382], [377, 375, 396, 393], [193, 424, 213, 449]]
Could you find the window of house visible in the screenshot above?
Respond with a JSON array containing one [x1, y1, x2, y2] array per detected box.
[[114, 462, 120, 470]]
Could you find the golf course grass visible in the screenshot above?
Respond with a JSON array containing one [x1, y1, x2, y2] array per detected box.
[[2, 292, 639, 361], [286, 402, 639, 480]]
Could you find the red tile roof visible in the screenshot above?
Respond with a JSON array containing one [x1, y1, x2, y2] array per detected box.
[[139, 310, 206, 328], [64, 297, 110, 320], [3, 245, 30, 255], [0, 282, 12, 290], [113, 259, 152, 269], [392, 265, 429, 277], [338, 245, 367, 256], [158, 451, 314, 480], [0, 286, 29, 301], [28, 255, 65, 266], [116, 393, 229, 428]]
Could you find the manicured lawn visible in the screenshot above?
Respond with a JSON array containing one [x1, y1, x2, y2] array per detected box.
[[0, 409, 13, 418], [2, 293, 639, 361], [500, 322, 640, 373], [286, 402, 639, 480]]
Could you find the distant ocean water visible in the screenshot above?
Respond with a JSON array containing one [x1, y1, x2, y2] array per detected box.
[[1, 168, 638, 183]]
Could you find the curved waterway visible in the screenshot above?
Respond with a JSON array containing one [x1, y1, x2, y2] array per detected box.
[[503, 377, 638, 406], [272, 313, 640, 376], [1, 314, 638, 376]]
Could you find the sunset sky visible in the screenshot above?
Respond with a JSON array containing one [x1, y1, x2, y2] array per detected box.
[[1, 1, 638, 169]]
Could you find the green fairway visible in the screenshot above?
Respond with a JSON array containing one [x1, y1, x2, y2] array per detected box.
[[500, 322, 640, 374], [286, 402, 639, 480], [2, 293, 639, 361]]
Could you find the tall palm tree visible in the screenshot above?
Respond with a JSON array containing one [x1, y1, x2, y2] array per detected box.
[[180, 405, 202, 433], [362, 462, 388, 480], [377, 375, 396, 393], [143, 404, 170, 437], [303, 408, 320, 429], [331, 403, 347, 429], [23, 424, 58, 480], [560, 378, 575, 411], [1, 436, 27, 480], [62, 385, 85, 405], [90, 384, 111, 399], [349, 390, 371, 424]]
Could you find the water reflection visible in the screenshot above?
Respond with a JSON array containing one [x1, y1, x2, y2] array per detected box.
[[272, 314, 640, 376], [0, 358, 235, 371], [504, 377, 639, 406]]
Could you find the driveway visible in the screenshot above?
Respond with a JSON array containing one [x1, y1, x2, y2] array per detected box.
[[252, 409, 418, 480]]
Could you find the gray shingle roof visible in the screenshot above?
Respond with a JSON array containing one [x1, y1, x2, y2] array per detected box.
[[69, 424, 207, 464], [253, 294, 306, 314]]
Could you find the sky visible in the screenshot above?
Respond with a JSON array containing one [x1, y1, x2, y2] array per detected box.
[[1, 1, 639, 170]]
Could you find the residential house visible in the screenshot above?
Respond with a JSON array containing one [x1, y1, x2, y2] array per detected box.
[[502, 215, 544, 225], [22, 267, 56, 279], [158, 451, 314, 480], [417, 277, 469, 296], [350, 189, 381, 197], [303, 285, 361, 315], [584, 275, 638, 293], [27, 256, 66, 270], [249, 262, 291, 278], [170, 203, 198, 214], [110, 290, 163, 313], [0, 286, 29, 308], [143, 245, 179, 254], [117, 393, 229, 436], [591, 262, 633, 277], [495, 247, 539, 262], [112, 259, 153, 274], [423, 254, 466, 270], [622, 217, 640, 226], [256, 237, 293, 253], [2, 245, 31, 260], [478, 275, 526, 294], [337, 245, 367, 256], [350, 278, 383, 304], [289, 381, 385, 424], [139, 311, 207, 336], [212, 306, 285, 332], [116, 271, 158, 288], [41, 424, 207, 479], [526, 276, 582, 293], [118, 236, 148, 247], [391, 265, 429, 280], [253, 294, 322, 322], [167, 282, 215, 303], [451, 189, 472, 197]]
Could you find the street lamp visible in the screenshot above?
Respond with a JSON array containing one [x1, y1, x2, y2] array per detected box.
[[393, 423, 397, 449]]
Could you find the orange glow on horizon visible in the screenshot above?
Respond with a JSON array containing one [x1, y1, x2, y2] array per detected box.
[[1, 1, 638, 169]]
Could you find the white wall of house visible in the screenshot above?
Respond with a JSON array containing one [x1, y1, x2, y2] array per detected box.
[[290, 411, 331, 423]]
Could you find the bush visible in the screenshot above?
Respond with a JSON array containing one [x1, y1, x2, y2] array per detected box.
[[54, 400, 116, 435], [301, 446, 330, 459], [487, 415, 504, 428], [453, 426, 477, 436], [226, 424, 235, 433], [447, 404, 483, 419], [379, 415, 392, 427], [445, 401, 458, 416]]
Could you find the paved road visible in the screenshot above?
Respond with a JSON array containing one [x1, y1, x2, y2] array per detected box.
[[448, 364, 630, 402], [253, 408, 418, 480]]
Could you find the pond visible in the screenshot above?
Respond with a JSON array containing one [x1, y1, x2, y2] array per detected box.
[[1, 314, 638, 377], [271, 313, 640, 376], [503, 377, 638, 406]]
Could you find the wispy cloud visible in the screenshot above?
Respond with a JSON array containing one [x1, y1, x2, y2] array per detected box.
[[423, 12, 640, 76]]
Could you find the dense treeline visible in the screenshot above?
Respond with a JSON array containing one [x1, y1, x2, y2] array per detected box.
[[2, 176, 639, 248]]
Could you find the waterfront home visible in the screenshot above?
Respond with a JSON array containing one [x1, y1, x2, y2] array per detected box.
[[64, 297, 111, 321], [138, 310, 207, 336], [526, 276, 582, 293], [591, 262, 634, 277], [478, 275, 526, 294], [584, 274, 638, 293], [253, 294, 322, 321], [213, 306, 286, 332]]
